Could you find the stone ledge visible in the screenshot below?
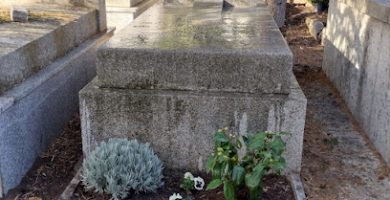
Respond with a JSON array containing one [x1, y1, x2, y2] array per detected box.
[[0, 4, 99, 95], [337, 0, 390, 24], [97, 2, 292, 93]]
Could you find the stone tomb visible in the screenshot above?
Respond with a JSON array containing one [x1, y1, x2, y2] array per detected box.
[[323, 0, 390, 167], [80, 0, 306, 174], [0, 0, 109, 196]]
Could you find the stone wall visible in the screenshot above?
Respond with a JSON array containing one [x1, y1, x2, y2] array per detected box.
[[323, 0, 390, 166]]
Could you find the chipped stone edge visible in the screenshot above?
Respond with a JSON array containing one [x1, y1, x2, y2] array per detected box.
[[0, 167, 3, 198], [59, 169, 81, 200], [288, 173, 307, 200], [58, 159, 83, 200], [0, 97, 14, 115]]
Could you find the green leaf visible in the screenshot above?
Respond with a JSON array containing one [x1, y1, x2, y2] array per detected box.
[[271, 136, 285, 155], [215, 132, 229, 143], [206, 179, 223, 190], [249, 187, 262, 200], [245, 164, 264, 189], [223, 180, 235, 200], [212, 164, 222, 178], [232, 165, 245, 185], [271, 161, 286, 172], [248, 132, 266, 151], [180, 178, 195, 191], [271, 157, 286, 172], [206, 156, 216, 171]]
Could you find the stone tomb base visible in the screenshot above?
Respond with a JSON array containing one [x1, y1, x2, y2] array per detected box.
[[81, 1, 306, 174], [80, 77, 306, 173]]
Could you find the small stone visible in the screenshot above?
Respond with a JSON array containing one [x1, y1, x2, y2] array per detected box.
[[305, 17, 324, 40], [10, 7, 29, 23]]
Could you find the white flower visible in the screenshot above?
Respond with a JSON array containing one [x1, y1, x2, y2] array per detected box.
[[193, 176, 205, 190], [169, 193, 183, 200], [184, 172, 194, 180]]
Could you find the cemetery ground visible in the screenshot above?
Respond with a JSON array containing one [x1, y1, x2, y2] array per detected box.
[[3, 3, 390, 200]]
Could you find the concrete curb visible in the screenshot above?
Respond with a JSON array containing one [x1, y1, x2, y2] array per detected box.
[[289, 173, 307, 200], [59, 168, 82, 200]]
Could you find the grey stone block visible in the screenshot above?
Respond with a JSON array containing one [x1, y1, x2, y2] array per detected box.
[[97, 3, 292, 94], [80, 77, 306, 173], [265, 0, 286, 27], [10, 7, 28, 23], [305, 17, 324, 40], [106, 0, 145, 7], [323, 0, 390, 166], [336, 0, 390, 24], [0, 8, 99, 95], [0, 29, 113, 196]]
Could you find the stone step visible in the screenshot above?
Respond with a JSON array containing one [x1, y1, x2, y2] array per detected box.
[[97, 2, 293, 94], [0, 3, 100, 95], [80, 76, 306, 173]]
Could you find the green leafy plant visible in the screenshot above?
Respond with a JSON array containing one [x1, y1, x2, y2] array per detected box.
[[180, 172, 195, 193], [308, 0, 329, 6], [206, 128, 287, 200], [308, 0, 322, 3], [82, 138, 164, 200]]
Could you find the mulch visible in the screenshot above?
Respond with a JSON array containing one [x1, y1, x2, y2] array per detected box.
[[73, 169, 293, 200]]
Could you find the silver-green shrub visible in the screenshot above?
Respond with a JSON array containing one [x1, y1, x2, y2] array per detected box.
[[82, 138, 164, 200]]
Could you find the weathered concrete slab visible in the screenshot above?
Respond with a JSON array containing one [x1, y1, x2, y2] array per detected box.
[[80, 77, 306, 173], [0, 30, 113, 196], [335, 0, 390, 24], [222, 0, 286, 27], [106, 0, 159, 31], [107, 0, 146, 7], [0, 4, 99, 94], [265, 0, 286, 27], [97, 2, 292, 93], [323, 0, 390, 166]]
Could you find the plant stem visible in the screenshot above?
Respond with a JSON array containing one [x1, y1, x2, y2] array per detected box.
[[249, 183, 262, 200]]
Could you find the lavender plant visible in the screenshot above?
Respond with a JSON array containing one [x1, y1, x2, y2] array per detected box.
[[82, 138, 164, 200]]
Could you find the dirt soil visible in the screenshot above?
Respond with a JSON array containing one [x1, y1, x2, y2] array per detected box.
[[73, 170, 293, 200], [4, 3, 390, 200]]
